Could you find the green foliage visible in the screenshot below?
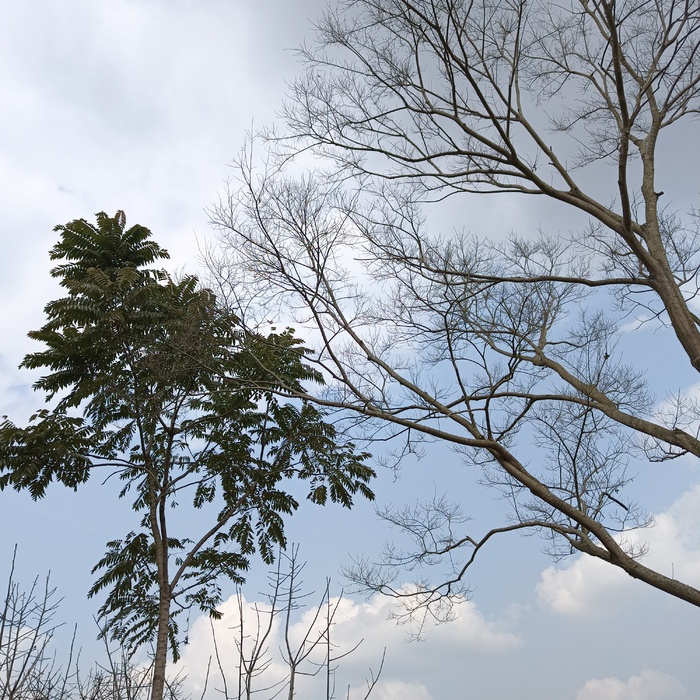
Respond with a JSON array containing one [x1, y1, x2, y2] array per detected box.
[[49, 209, 170, 284], [89, 532, 179, 659], [0, 410, 93, 497], [0, 211, 374, 662]]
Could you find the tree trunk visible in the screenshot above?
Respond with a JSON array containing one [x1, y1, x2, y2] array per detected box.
[[150, 582, 171, 700], [149, 472, 170, 700]]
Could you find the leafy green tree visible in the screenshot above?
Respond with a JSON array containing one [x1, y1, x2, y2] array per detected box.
[[0, 211, 374, 700]]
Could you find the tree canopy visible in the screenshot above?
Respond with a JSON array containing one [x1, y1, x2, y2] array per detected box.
[[0, 211, 375, 700]]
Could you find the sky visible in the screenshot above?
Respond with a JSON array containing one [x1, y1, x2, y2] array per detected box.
[[0, 1, 699, 699]]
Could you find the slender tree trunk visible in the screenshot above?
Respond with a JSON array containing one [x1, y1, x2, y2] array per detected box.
[[149, 473, 170, 700], [151, 582, 171, 700]]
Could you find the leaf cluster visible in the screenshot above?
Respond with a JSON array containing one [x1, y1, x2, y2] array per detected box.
[[0, 211, 375, 660]]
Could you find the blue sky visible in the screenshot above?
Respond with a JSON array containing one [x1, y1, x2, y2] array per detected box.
[[1, 2, 700, 699]]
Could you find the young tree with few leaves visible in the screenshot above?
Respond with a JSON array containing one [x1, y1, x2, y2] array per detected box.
[[0, 546, 68, 700], [0, 212, 374, 700], [0, 547, 186, 700], [207, 545, 383, 700], [211, 0, 700, 611]]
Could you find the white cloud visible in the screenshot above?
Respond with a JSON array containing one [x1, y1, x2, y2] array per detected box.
[[536, 484, 700, 616], [575, 669, 690, 700], [174, 587, 519, 699], [536, 555, 630, 617], [618, 314, 658, 334], [370, 679, 434, 700], [651, 382, 700, 437]]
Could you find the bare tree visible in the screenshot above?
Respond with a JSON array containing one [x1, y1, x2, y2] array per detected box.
[[72, 635, 186, 700], [210, 0, 700, 612], [0, 545, 73, 700], [207, 546, 383, 699], [0, 548, 185, 700]]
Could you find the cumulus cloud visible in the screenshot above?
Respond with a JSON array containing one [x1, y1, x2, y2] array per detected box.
[[536, 555, 629, 617], [174, 587, 519, 699], [575, 669, 690, 700], [536, 484, 700, 616]]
